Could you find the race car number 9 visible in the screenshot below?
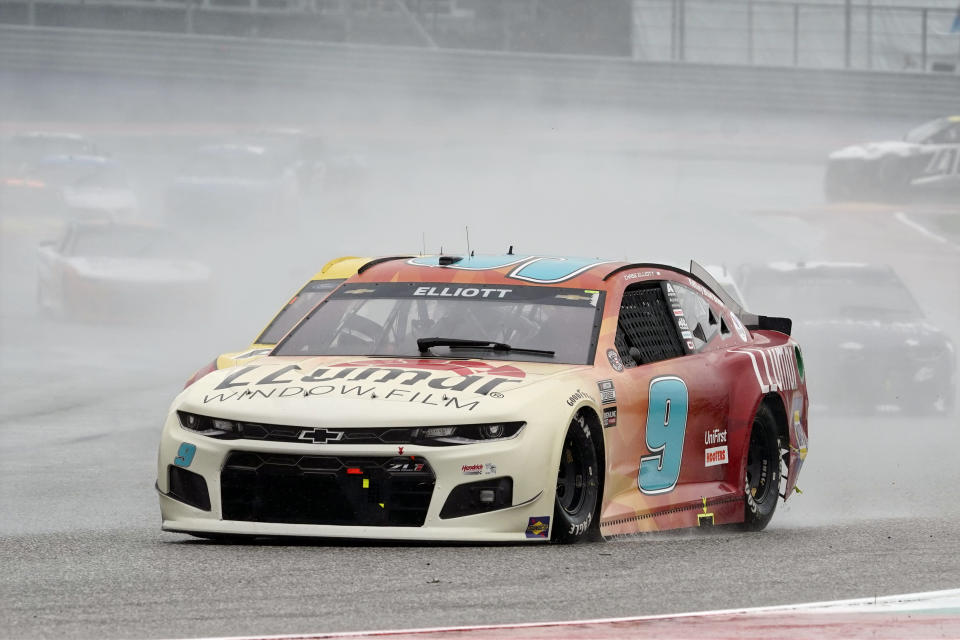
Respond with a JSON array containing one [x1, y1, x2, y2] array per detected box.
[[174, 443, 196, 468], [638, 376, 688, 495]]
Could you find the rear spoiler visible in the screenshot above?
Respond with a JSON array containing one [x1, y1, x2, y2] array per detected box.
[[689, 261, 792, 337]]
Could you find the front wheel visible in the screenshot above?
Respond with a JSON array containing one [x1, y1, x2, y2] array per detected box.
[[740, 404, 782, 531], [551, 414, 600, 544]]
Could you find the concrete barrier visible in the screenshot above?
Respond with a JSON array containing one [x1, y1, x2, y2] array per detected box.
[[1, 25, 957, 117]]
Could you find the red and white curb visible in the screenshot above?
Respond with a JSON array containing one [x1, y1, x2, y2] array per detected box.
[[173, 588, 960, 640]]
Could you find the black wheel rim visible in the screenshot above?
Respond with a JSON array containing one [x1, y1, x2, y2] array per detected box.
[[746, 421, 773, 505], [556, 433, 586, 515]]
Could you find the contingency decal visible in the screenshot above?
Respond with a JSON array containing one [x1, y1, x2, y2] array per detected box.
[[603, 407, 618, 428], [173, 443, 196, 468], [597, 380, 616, 404], [408, 255, 613, 284], [638, 376, 689, 495], [606, 349, 624, 372], [525, 516, 550, 538], [704, 428, 728, 467], [664, 283, 695, 353]]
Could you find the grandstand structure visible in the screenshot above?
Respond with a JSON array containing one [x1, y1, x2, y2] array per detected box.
[[1, 0, 957, 71]]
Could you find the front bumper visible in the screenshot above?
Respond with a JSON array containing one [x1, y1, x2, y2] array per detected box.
[[156, 415, 555, 542]]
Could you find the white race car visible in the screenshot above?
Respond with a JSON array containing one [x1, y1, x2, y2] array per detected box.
[[157, 255, 809, 544]]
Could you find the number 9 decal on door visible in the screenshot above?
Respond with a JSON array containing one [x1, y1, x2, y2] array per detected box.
[[638, 376, 689, 495]]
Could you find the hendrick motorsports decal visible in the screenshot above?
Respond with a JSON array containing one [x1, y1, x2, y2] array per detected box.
[[461, 462, 497, 476]]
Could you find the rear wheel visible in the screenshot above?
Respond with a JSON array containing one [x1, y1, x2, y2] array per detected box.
[[740, 404, 781, 531], [552, 414, 600, 544]]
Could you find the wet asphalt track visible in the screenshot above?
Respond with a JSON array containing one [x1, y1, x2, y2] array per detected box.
[[2, 92, 960, 639]]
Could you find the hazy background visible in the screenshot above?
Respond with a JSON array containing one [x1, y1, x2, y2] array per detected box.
[[1, 2, 959, 637]]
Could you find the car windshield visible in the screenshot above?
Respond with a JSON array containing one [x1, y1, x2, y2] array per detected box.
[[903, 118, 945, 144], [71, 226, 186, 259], [742, 268, 921, 321], [274, 282, 604, 364], [256, 279, 346, 345]]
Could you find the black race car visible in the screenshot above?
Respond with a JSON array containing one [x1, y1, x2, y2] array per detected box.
[[736, 262, 955, 416], [824, 116, 960, 203]]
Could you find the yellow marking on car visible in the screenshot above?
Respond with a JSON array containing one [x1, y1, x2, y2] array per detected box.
[[697, 496, 714, 526], [363, 479, 369, 489]]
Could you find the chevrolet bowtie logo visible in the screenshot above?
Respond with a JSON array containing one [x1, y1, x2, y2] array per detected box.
[[298, 428, 344, 444]]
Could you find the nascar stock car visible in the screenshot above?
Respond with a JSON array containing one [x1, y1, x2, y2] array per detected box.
[[165, 142, 307, 225], [2, 153, 138, 220], [736, 262, 956, 415], [824, 115, 960, 202], [183, 256, 372, 387], [37, 220, 212, 320], [157, 255, 809, 543]]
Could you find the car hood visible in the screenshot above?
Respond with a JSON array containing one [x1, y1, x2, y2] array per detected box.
[[177, 356, 592, 427], [828, 140, 924, 161], [67, 256, 212, 283], [62, 187, 138, 211]]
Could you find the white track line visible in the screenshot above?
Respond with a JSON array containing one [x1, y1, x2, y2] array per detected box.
[[894, 211, 960, 251], [172, 588, 960, 640]]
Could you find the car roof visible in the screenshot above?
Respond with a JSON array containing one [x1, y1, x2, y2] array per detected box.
[[197, 144, 267, 156], [352, 254, 689, 290], [13, 131, 88, 141], [35, 154, 113, 166]]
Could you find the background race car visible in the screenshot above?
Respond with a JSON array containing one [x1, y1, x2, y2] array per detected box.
[[158, 255, 808, 543], [1, 131, 104, 175], [2, 154, 138, 220], [735, 262, 956, 415], [37, 220, 213, 321], [825, 115, 960, 203], [165, 143, 303, 226]]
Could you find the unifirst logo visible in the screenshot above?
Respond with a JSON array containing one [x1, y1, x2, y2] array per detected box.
[[705, 428, 727, 445]]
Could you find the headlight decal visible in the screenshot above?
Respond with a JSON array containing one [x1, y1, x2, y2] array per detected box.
[[177, 412, 524, 446]]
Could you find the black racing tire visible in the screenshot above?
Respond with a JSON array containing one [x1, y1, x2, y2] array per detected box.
[[740, 404, 782, 532], [551, 414, 600, 544]]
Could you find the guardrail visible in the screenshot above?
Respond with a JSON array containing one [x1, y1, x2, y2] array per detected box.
[[2, 25, 958, 117]]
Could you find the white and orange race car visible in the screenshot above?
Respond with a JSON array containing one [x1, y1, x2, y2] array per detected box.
[[158, 255, 808, 543]]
